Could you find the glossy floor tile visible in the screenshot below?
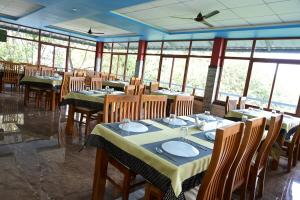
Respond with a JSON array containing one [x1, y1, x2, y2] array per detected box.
[[0, 91, 299, 199]]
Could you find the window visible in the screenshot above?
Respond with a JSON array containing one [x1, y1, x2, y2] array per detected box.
[[54, 47, 67, 71], [160, 57, 172, 88], [146, 42, 162, 54], [163, 41, 190, 55], [225, 40, 253, 57], [270, 64, 300, 113], [41, 31, 69, 46], [186, 58, 210, 95], [101, 53, 111, 73], [69, 49, 95, 70], [113, 42, 128, 53], [40, 44, 54, 66], [247, 62, 277, 107], [218, 59, 249, 101], [111, 54, 126, 79], [125, 54, 137, 80], [190, 41, 213, 56], [143, 55, 160, 84]]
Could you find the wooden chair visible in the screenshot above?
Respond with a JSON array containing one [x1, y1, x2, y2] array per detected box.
[[108, 73, 116, 80], [135, 84, 145, 95], [103, 95, 144, 199], [24, 65, 39, 76], [59, 72, 74, 101], [74, 69, 86, 77], [248, 115, 283, 200], [40, 66, 55, 76], [279, 125, 300, 172], [100, 72, 109, 81], [149, 82, 159, 93], [144, 122, 245, 200], [238, 96, 247, 109], [69, 77, 85, 92], [172, 95, 194, 116], [130, 77, 141, 85], [225, 96, 238, 114], [125, 85, 135, 95], [225, 117, 266, 200], [2, 63, 20, 92], [140, 95, 167, 120], [90, 77, 102, 90]]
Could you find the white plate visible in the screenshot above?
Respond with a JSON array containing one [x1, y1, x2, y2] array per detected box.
[[119, 122, 148, 133], [163, 118, 187, 126], [205, 131, 216, 141], [161, 141, 199, 157], [197, 114, 216, 121]]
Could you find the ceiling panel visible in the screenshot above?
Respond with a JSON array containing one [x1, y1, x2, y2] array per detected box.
[[217, 0, 264, 9], [0, 0, 43, 19], [279, 12, 300, 23], [246, 15, 282, 25], [232, 4, 274, 18], [53, 18, 135, 36], [268, 0, 300, 14]]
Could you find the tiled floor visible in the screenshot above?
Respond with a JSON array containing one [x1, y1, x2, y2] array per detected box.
[[0, 91, 300, 200]]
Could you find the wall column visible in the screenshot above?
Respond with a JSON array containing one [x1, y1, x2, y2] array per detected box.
[[134, 40, 147, 78], [94, 41, 104, 72], [202, 38, 226, 112]]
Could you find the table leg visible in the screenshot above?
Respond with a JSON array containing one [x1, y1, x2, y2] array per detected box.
[[92, 148, 108, 200], [65, 105, 75, 135], [50, 91, 56, 111], [24, 85, 29, 106]]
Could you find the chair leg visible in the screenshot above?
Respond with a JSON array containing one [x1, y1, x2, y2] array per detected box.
[[257, 167, 266, 198], [288, 149, 293, 172], [122, 170, 131, 200], [79, 114, 84, 126], [248, 171, 258, 200], [293, 147, 299, 167], [144, 183, 163, 200], [239, 183, 247, 200], [85, 113, 91, 136]]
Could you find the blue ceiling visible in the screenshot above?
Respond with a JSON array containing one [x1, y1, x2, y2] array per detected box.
[[1, 0, 300, 42]]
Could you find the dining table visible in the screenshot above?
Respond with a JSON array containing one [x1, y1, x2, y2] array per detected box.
[[87, 114, 234, 200], [20, 75, 62, 111], [61, 90, 124, 135], [101, 80, 129, 91]]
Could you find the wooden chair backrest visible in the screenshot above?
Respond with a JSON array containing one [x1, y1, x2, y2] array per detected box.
[[24, 66, 39, 76], [238, 96, 247, 109], [86, 70, 95, 77], [90, 77, 102, 90], [150, 82, 159, 93], [253, 115, 283, 171], [59, 72, 74, 101], [135, 84, 145, 95], [172, 95, 194, 116], [69, 77, 85, 92], [125, 85, 135, 95], [3, 63, 20, 82], [130, 77, 141, 85], [103, 95, 140, 123], [40, 66, 55, 76], [225, 96, 238, 114], [100, 72, 108, 81], [289, 125, 300, 150], [140, 95, 167, 120], [226, 117, 266, 199], [108, 73, 116, 80], [74, 69, 86, 77], [197, 122, 245, 200]]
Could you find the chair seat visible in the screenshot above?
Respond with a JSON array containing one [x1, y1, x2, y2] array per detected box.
[[75, 106, 99, 113], [184, 185, 200, 200]]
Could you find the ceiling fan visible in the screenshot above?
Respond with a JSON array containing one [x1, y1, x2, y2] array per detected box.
[[171, 10, 220, 28], [87, 27, 104, 35]]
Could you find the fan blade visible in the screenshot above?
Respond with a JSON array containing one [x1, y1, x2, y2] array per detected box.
[[88, 28, 92, 34], [201, 20, 214, 28], [170, 16, 194, 20], [92, 32, 104, 34], [203, 10, 220, 19], [196, 12, 203, 19]]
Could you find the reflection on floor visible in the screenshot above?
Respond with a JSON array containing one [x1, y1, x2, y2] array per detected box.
[[0, 91, 300, 200]]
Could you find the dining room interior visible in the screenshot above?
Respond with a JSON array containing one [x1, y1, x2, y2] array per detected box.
[[1, 0, 300, 200]]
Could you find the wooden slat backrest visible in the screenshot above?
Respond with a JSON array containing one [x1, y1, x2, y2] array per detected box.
[[69, 77, 85, 92], [225, 117, 267, 199], [135, 84, 145, 95], [130, 77, 141, 85], [150, 82, 159, 93], [197, 122, 245, 200], [108, 73, 116, 80], [172, 95, 194, 116], [225, 96, 238, 114], [254, 115, 283, 170], [140, 95, 167, 120], [74, 69, 86, 77], [90, 77, 102, 90], [125, 85, 135, 95], [86, 70, 95, 77], [103, 95, 140, 123], [40, 66, 55, 76], [3, 63, 20, 82], [59, 72, 74, 101], [24, 65, 39, 76], [100, 72, 108, 81], [238, 96, 247, 109]]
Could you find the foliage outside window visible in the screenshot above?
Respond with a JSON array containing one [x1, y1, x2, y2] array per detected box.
[[225, 40, 253, 57], [143, 55, 160, 84], [41, 31, 69, 46], [69, 49, 95, 71], [125, 54, 137, 80], [101, 53, 111, 73]]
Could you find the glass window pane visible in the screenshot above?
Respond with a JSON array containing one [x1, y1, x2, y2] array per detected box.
[[41, 31, 69, 46], [70, 38, 96, 51], [54, 47, 66, 71], [113, 42, 128, 53], [69, 49, 95, 71], [225, 40, 253, 57], [254, 39, 300, 60], [218, 59, 249, 101], [270, 64, 300, 113], [190, 41, 213, 56], [111, 55, 126, 79], [186, 58, 210, 95], [40, 45, 54, 67], [163, 41, 190, 55], [247, 62, 277, 107], [0, 22, 39, 41], [147, 42, 162, 54], [101, 53, 111, 73], [128, 42, 138, 54], [171, 58, 186, 91], [143, 55, 160, 84], [125, 54, 137, 81], [160, 57, 173, 88]]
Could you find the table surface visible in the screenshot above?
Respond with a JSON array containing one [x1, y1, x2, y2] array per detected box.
[[20, 75, 62, 87], [226, 108, 300, 132], [153, 89, 191, 100], [89, 115, 234, 197]]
